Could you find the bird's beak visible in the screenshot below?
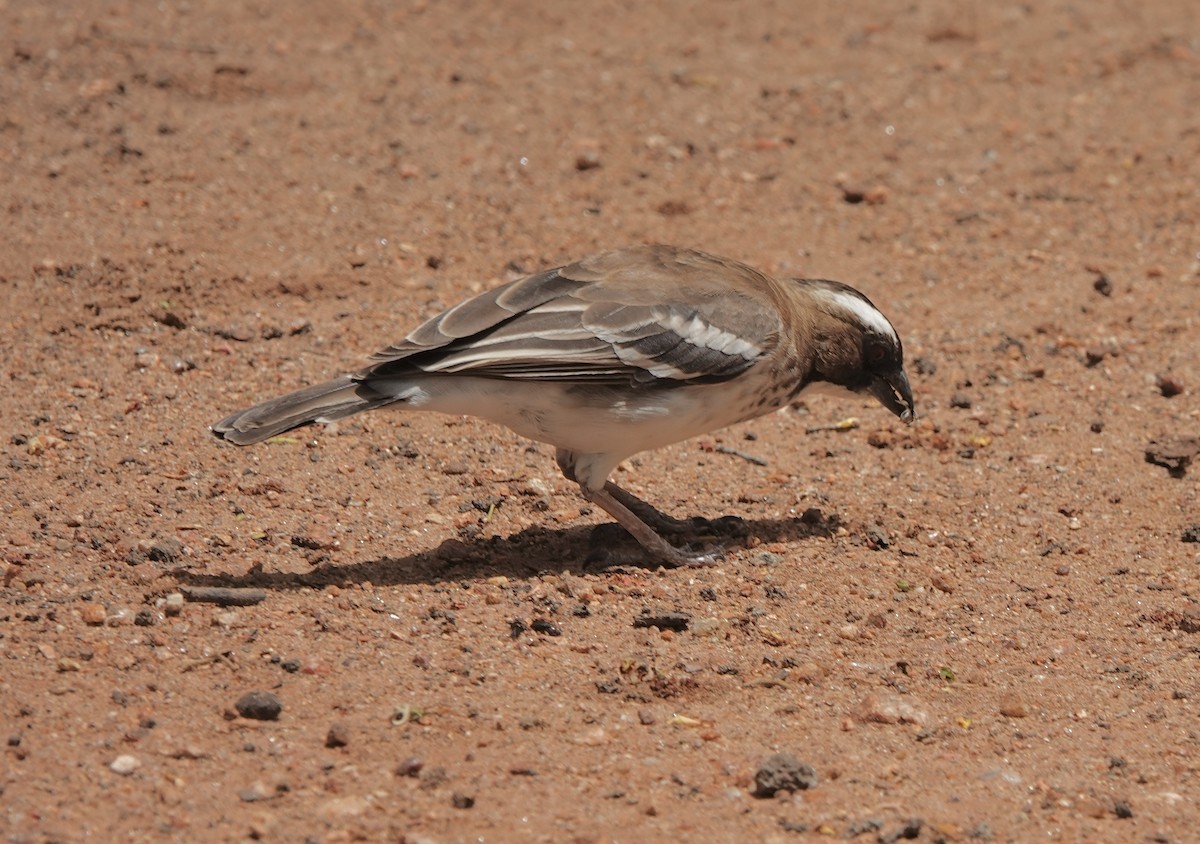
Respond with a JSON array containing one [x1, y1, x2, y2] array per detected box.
[[869, 369, 916, 424]]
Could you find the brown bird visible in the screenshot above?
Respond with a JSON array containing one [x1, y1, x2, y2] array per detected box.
[[212, 245, 915, 566]]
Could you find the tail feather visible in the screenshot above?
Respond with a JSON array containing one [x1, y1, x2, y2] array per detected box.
[[211, 376, 396, 445]]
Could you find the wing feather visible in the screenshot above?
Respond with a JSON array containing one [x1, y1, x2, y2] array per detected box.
[[359, 246, 782, 387]]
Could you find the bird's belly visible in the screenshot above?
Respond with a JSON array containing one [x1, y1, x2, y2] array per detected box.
[[406, 376, 790, 456]]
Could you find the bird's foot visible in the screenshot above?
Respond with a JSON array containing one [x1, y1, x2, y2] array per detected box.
[[585, 523, 724, 569]]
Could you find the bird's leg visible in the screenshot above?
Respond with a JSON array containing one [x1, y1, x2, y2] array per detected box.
[[600, 482, 702, 534], [580, 483, 721, 568], [602, 482, 748, 539]]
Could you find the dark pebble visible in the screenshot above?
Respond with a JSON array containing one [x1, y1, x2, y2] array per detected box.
[[451, 792, 475, 809], [1145, 436, 1199, 478], [530, 618, 561, 636], [1157, 373, 1184, 398], [949, 391, 972, 409], [912, 356, 937, 375], [1182, 525, 1200, 543], [633, 611, 691, 632], [753, 752, 817, 798], [325, 722, 349, 748], [147, 538, 184, 563], [1113, 801, 1133, 819], [396, 756, 424, 778], [234, 690, 282, 721], [1093, 273, 1113, 297], [880, 818, 923, 842]]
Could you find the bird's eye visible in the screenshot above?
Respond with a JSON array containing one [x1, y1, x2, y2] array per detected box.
[[867, 344, 887, 364]]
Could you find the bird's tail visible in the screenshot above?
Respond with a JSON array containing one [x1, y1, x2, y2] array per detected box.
[[211, 376, 396, 445]]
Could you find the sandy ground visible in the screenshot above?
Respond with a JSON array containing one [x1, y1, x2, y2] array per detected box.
[[3, 1, 1199, 841]]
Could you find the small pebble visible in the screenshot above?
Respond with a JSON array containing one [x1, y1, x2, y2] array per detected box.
[[1156, 373, 1184, 398], [998, 696, 1029, 718], [80, 602, 107, 625], [235, 690, 283, 721], [396, 756, 425, 777], [325, 722, 350, 748], [753, 752, 817, 798], [110, 754, 140, 776]]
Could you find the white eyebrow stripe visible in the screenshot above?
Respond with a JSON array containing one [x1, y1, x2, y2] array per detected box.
[[817, 288, 897, 341]]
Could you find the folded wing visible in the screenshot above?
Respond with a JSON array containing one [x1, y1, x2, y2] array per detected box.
[[361, 246, 782, 387]]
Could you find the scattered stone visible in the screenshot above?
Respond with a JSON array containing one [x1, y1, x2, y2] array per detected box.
[[451, 792, 475, 809], [530, 618, 561, 636], [632, 610, 691, 632], [949, 391, 972, 409], [998, 695, 1029, 718], [912, 356, 937, 375], [930, 572, 956, 593], [752, 752, 817, 798], [152, 310, 187, 329], [1182, 525, 1200, 543], [396, 756, 424, 778], [319, 795, 370, 818], [110, 754, 140, 776], [1113, 800, 1134, 819], [637, 709, 656, 725], [325, 722, 350, 748], [238, 782, 272, 803], [147, 538, 184, 563], [575, 151, 602, 171], [164, 592, 185, 615], [854, 693, 928, 726], [1092, 273, 1113, 297], [80, 602, 107, 625], [1145, 436, 1200, 478], [880, 818, 924, 842], [235, 691, 282, 721], [1178, 609, 1200, 635], [1156, 373, 1184, 398]]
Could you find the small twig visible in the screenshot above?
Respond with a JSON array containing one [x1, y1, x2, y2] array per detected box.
[[714, 445, 768, 466], [180, 586, 267, 606], [805, 416, 860, 434]]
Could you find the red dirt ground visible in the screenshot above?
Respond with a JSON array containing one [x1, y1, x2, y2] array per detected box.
[[2, 2, 1199, 841]]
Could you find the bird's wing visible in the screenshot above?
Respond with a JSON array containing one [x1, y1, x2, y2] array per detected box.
[[361, 246, 783, 386]]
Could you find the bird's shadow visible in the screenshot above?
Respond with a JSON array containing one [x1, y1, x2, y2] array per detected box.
[[171, 513, 841, 592]]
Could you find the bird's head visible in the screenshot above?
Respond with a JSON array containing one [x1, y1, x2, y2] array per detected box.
[[798, 280, 916, 424]]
